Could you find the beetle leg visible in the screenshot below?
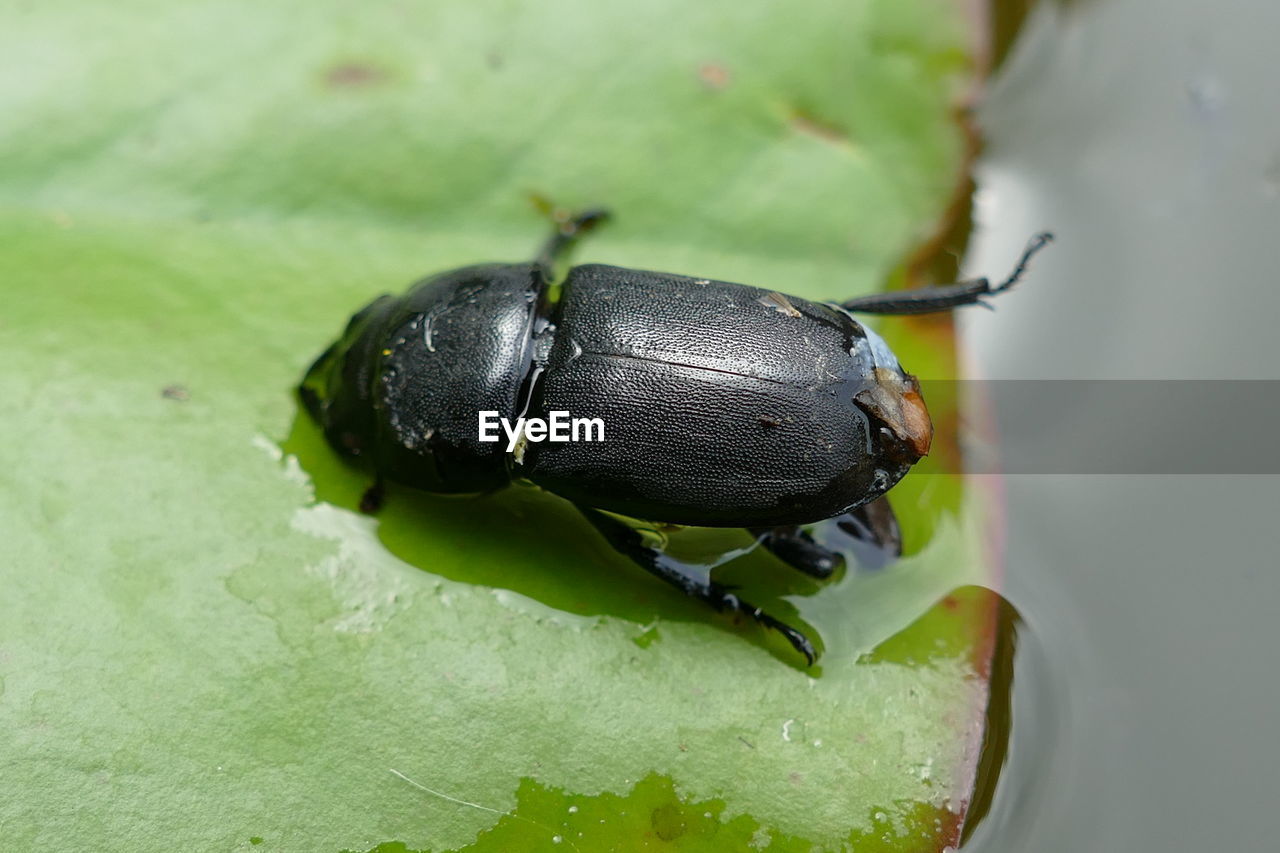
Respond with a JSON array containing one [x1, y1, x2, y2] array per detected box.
[[358, 476, 385, 514], [832, 496, 902, 567], [749, 525, 843, 579], [578, 507, 817, 665], [840, 232, 1053, 315], [751, 496, 902, 578], [533, 206, 612, 283]]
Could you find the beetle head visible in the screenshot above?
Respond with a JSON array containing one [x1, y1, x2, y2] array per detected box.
[[855, 368, 932, 460], [851, 325, 933, 465]]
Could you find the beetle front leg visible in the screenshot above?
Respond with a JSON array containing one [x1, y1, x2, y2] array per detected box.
[[578, 507, 818, 665], [840, 232, 1053, 315], [751, 496, 902, 579], [749, 525, 843, 579], [831, 496, 902, 568]]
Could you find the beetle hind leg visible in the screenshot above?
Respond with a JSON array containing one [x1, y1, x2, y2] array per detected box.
[[532, 201, 612, 282], [579, 507, 817, 665], [358, 475, 386, 514]]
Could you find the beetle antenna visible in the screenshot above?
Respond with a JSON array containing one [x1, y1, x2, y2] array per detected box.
[[991, 231, 1055, 295]]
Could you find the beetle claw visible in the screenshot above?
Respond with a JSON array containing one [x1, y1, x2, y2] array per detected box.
[[754, 611, 818, 666], [580, 506, 820, 666]]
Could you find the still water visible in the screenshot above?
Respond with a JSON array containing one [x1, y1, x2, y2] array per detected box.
[[962, 1, 1279, 850]]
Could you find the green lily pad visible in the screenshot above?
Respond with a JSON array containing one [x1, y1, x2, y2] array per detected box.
[[0, 0, 1005, 850]]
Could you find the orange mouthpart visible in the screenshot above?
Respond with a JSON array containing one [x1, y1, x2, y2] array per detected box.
[[896, 388, 933, 457], [858, 369, 934, 460]]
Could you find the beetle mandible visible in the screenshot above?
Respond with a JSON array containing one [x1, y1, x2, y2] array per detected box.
[[298, 209, 1052, 664]]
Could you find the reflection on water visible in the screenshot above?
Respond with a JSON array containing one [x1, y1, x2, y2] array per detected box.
[[960, 0, 1280, 849], [961, 596, 1064, 850]]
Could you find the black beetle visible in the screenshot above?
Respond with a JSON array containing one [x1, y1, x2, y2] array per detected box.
[[299, 210, 1051, 664]]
